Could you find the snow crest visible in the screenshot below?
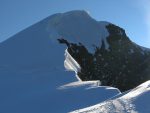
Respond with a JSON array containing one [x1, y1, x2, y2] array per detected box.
[[64, 49, 81, 81], [70, 80, 150, 113]]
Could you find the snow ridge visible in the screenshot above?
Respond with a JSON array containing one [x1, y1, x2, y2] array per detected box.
[[64, 49, 81, 81], [70, 80, 150, 113]]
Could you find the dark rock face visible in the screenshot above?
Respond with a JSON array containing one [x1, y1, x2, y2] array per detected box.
[[58, 24, 150, 92]]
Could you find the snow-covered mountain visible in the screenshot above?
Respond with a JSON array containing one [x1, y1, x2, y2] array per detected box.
[[0, 10, 120, 113], [52, 10, 150, 92], [0, 10, 150, 113], [61, 24, 150, 92]]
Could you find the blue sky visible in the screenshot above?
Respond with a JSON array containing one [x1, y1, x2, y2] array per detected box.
[[0, 0, 150, 48]]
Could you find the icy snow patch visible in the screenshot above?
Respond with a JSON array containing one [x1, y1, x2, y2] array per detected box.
[[58, 81, 100, 89]]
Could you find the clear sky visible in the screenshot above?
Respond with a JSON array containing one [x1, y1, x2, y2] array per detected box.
[[0, 0, 150, 48]]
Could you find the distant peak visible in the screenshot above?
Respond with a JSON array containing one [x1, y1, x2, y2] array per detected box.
[[63, 10, 90, 16]]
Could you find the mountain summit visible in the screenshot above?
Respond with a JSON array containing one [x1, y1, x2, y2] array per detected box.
[[48, 10, 110, 52]]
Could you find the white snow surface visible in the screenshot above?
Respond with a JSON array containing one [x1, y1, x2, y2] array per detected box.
[[47, 10, 110, 53], [71, 80, 150, 113], [64, 49, 81, 81], [58, 81, 101, 89], [0, 10, 119, 113]]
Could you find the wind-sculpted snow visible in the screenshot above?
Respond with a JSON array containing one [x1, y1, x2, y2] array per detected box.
[[64, 49, 81, 80], [71, 81, 150, 113], [0, 10, 120, 113]]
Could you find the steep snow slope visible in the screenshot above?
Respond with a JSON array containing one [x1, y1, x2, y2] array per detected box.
[[0, 10, 120, 113], [71, 80, 150, 113]]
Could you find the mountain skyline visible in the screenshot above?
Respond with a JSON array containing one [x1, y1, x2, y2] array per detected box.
[[1, 9, 150, 92], [0, 0, 150, 49], [0, 9, 150, 113]]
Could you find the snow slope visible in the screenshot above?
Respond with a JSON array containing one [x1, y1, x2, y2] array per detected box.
[[71, 80, 150, 113], [0, 10, 120, 113]]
